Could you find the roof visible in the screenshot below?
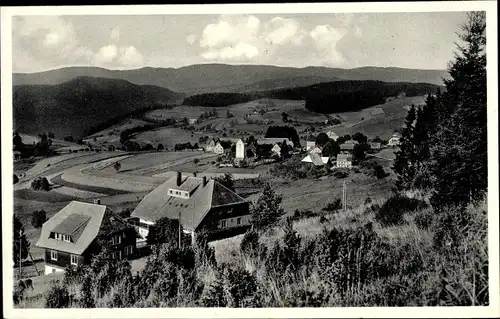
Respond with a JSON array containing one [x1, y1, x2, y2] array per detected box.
[[131, 175, 248, 230], [326, 131, 339, 140], [337, 153, 353, 161], [302, 153, 329, 166], [340, 140, 358, 150], [36, 201, 125, 255], [258, 138, 294, 147]]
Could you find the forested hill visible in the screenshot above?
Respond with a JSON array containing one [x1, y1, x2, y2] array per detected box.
[[182, 80, 442, 113], [13, 76, 184, 139]]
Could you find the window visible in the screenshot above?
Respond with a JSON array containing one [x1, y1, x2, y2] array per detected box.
[[112, 234, 122, 245], [70, 254, 78, 266], [221, 220, 227, 228], [54, 233, 61, 240], [125, 245, 134, 256], [237, 217, 242, 225], [63, 235, 71, 242], [50, 250, 58, 261]]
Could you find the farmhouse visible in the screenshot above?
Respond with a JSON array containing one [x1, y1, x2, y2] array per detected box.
[[336, 153, 353, 168], [302, 152, 330, 166], [340, 140, 359, 152], [205, 138, 220, 152], [326, 131, 340, 141], [130, 173, 251, 243], [36, 200, 137, 275], [369, 142, 382, 151], [271, 143, 284, 157], [388, 133, 402, 147], [213, 142, 225, 154]]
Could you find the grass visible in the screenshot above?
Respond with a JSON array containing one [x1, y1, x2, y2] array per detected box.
[[51, 173, 130, 196], [14, 189, 79, 203]]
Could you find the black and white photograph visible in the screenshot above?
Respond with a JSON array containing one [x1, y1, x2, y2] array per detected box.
[[2, 2, 498, 318]]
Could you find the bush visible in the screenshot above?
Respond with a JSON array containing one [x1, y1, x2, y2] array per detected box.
[[322, 198, 342, 212], [45, 283, 70, 308], [375, 195, 429, 226], [31, 210, 47, 228], [114, 162, 121, 172], [365, 197, 372, 205], [240, 230, 260, 257], [292, 209, 318, 220], [333, 168, 350, 179], [31, 177, 50, 191], [414, 209, 434, 230]]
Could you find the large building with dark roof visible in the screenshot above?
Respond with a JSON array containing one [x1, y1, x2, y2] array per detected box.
[[36, 201, 137, 275], [130, 172, 251, 244]]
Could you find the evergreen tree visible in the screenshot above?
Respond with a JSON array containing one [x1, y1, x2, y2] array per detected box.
[[250, 182, 285, 231], [430, 12, 487, 209], [13, 216, 30, 266], [393, 104, 417, 191]]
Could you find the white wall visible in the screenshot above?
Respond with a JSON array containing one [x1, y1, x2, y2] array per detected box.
[[44, 264, 65, 275], [236, 141, 245, 159]]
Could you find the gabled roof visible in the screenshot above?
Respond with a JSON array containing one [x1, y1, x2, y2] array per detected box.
[[131, 175, 248, 230], [36, 201, 125, 255], [302, 153, 329, 166], [340, 140, 358, 150]]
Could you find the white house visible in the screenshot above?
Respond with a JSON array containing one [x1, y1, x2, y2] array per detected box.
[[336, 153, 353, 168], [302, 153, 330, 166], [309, 146, 322, 154], [188, 118, 198, 125], [388, 133, 402, 147], [205, 138, 220, 152], [236, 139, 245, 160], [306, 140, 316, 151], [214, 142, 225, 154]]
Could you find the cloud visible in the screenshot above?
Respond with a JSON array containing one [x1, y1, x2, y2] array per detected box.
[[43, 33, 61, 47], [110, 27, 120, 42], [93, 45, 118, 65], [200, 15, 260, 49], [186, 34, 197, 45], [201, 42, 259, 61], [310, 25, 347, 64], [264, 17, 304, 45], [117, 46, 144, 67]]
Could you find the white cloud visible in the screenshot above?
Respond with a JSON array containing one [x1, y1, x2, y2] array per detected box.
[[93, 45, 118, 65], [310, 25, 347, 65], [117, 46, 144, 67], [110, 27, 120, 42], [200, 15, 260, 48], [186, 34, 197, 45], [264, 17, 303, 45], [201, 42, 259, 61]]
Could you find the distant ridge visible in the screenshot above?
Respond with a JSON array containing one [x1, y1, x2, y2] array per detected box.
[[13, 76, 183, 139], [13, 64, 449, 95]]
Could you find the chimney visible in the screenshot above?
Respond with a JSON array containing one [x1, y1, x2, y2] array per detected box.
[[93, 199, 101, 205], [202, 176, 207, 187], [176, 172, 182, 186]]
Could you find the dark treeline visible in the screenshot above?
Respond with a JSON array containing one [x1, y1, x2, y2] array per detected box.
[[264, 126, 300, 147], [182, 81, 441, 112]]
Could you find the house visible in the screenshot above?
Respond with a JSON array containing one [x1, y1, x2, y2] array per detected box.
[[130, 172, 251, 244], [258, 138, 294, 148], [302, 152, 330, 166], [13, 150, 21, 160], [336, 153, 353, 168], [340, 140, 359, 152], [306, 140, 316, 151], [309, 146, 322, 154], [205, 138, 220, 152], [235, 139, 246, 160], [326, 131, 340, 141], [36, 200, 137, 275], [188, 118, 198, 125], [369, 142, 382, 151], [213, 142, 225, 154], [271, 143, 283, 157], [388, 133, 402, 147]]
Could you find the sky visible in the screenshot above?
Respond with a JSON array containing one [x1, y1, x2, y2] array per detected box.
[[12, 12, 469, 73]]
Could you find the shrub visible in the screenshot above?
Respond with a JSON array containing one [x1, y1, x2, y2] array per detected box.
[[414, 209, 434, 230], [114, 162, 121, 172], [240, 230, 260, 257], [364, 197, 372, 205], [292, 209, 318, 220], [31, 177, 50, 191], [31, 209, 47, 228], [375, 195, 429, 226], [333, 168, 350, 179], [322, 198, 342, 212], [222, 264, 259, 307], [45, 283, 70, 308]]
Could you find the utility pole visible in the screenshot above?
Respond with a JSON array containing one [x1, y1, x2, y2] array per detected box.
[[342, 181, 347, 211], [18, 230, 22, 279]]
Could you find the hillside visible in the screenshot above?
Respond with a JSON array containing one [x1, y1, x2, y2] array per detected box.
[[13, 76, 183, 139], [13, 64, 449, 95], [182, 80, 441, 112]]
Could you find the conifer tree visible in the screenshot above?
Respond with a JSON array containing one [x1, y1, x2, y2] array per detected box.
[[393, 104, 417, 191], [250, 182, 285, 231], [430, 12, 487, 209]]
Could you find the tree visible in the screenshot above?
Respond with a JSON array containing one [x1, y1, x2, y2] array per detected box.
[[114, 162, 121, 172], [322, 140, 340, 158], [13, 132, 23, 151], [14, 174, 19, 184], [315, 133, 329, 148], [353, 143, 369, 163], [147, 217, 181, 246], [281, 112, 289, 123], [215, 173, 235, 192], [45, 283, 70, 308], [14, 216, 30, 266], [250, 182, 285, 231], [393, 104, 417, 191], [193, 158, 200, 166], [108, 145, 116, 152], [352, 132, 368, 144], [31, 210, 47, 228], [430, 12, 487, 209], [157, 143, 164, 151]]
